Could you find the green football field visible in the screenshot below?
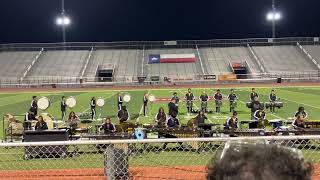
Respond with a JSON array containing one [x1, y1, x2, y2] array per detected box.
[[1, 85, 320, 140]]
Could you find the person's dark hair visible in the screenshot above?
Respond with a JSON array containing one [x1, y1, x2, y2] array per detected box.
[[158, 107, 165, 114], [173, 92, 177, 95], [32, 96, 37, 99], [232, 111, 238, 116], [207, 143, 313, 180], [62, 96, 65, 99], [252, 88, 255, 91], [298, 106, 304, 112]]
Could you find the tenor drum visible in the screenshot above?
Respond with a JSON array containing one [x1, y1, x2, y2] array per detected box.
[[246, 102, 253, 108], [37, 97, 50, 110], [97, 98, 105, 107], [186, 100, 193, 108], [66, 97, 76, 108], [265, 102, 271, 109]]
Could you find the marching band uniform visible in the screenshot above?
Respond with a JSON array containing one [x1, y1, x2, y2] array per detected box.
[[292, 117, 305, 129], [24, 110, 36, 130], [214, 91, 223, 113], [171, 93, 180, 105], [168, 100, 179, 118], [61, 97, 67, 121], [228, 92, 238, 112], [195, 114, 208, 125], [30, 96, 38, 116], [143, 94, 148, 117], [250, 91, 259, 102], [199, 93, 209, 113], [294, 110, 308, 119], [252, 110, 267, 129], [117, 94, 123, 111], [101, 122, 116, 134], [166, 116, 180, 128], [90, 98, 96, 120], [155, 112, 167, 127], [225, 116, 239, 130], [251, 100, 262, 120], [269, 91, 277, 113], [35, 121, 48, 131], [185, 91, 194, 115], [118, 106, 130, 123]]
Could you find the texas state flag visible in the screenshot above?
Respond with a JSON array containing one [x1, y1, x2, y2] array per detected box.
[[148, 54, 197, 64]]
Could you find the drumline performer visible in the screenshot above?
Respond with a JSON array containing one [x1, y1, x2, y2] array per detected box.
[[90, 97, 96, 120], [24, 109, 37, 130], [199, 91, 209, 113], [61, 96, 67, 121], [250, 88, 259, 102], [214, 89, 223, 113], [250, 96, 263, 120], [171, 92, 180, 107], [194, 110, 208, 126], [185, 88, 195, 116], [168, 98, 179, 118], [294, 106, 308, 119], [117, 93, 123, 111], [30, 96, 38, 116], [228, 89, 238, 112], [224, 111, 239, 130], [143, 93, 148, 117], [269, 89, 278, 113]]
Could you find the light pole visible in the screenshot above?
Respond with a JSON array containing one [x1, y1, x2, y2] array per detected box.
[[266, 0, 281, 38], [56, 0, 71, 43]]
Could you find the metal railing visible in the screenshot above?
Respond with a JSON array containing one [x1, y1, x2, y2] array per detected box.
[[0, 135, 319, 179]]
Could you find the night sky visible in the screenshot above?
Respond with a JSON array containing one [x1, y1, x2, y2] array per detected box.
[[0, 0, 319, 43]]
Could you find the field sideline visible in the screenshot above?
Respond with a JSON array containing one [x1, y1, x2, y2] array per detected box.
[[1, 84, 320, 139]]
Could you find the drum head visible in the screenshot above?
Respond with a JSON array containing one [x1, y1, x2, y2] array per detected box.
[[97, 98, 105, 107], [123, 94, 131, 102], [66, 97, 76, 108], [149, 95, 156, 102], [37, 97, 50, 110]]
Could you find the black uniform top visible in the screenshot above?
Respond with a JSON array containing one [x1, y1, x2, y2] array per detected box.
[[196, 115, 208, 124], [226, 117, 238, 129], [250, 92, 259, 101], [101, 123, 116, 133], [24, 113, 36, 121], [254, 110, 266, 120], [171, 95, 180, 104], [168, 102, 178, 118], [91, 99, 96, 109], [214, 93, 223, 101], [118, 96, 123, 105], [251, 101, 262, 112], [143, 95, 148, 105], [228, 93, 238, 102], [294, 111, 308, 119], [269, 94, 277, 102], [200, 94, 209, 102], [185, 93, 194, 101], [166, 117, 180, 128], [155, 113, 167, 126], [35, 121, 48, 130], [61, 100, 67, 111], [292, 119, 305, 129], [31, 99, 37, 109], [118, 110, 129, 121]]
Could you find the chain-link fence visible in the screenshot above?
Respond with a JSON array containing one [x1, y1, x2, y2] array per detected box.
[[0, 136, 320, 179]]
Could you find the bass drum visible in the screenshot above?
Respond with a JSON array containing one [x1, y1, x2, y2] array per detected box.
[[123, 94, 131, 103], [96, 98, 105, 107], [66, 96, 77, 108], [37, 97, 50, 110]]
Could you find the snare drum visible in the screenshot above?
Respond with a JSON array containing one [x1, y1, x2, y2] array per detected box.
[[201, 101, 208, 109], [275, 102, 283, 108], [96, 98, 105, 107], [265, 102, 271, 109], [186, 100, 193, 108], [37, 97, 50, 110], [215, 100, 222, 107], [246, 102, 253, 108]]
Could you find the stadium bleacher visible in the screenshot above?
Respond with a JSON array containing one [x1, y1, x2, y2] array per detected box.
[[0, 38, 320, 84]]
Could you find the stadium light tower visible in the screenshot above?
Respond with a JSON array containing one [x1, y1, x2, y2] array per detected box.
[[56, 0, 71, 43], [266, 0, 281, 38]]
